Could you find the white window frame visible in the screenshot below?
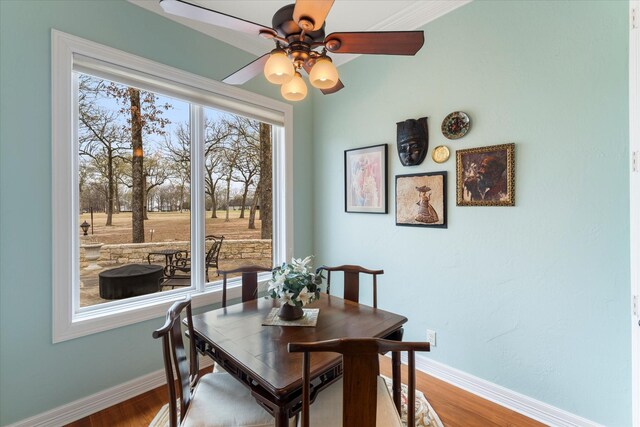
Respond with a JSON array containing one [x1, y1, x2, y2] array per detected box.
[[52, 30, 293, 343], [630, 1, 639, 424]]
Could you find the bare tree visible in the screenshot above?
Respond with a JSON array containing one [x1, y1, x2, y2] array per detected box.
[[144, 152, 170, 215], [112, 158, 127, 213], [79, 162, 108, 213], [221, 135, 243, 222], [78, 75, 128, 226], [259, 123, 272, 240], [248, 183, 259, 230], [128, 88, 146, 241], [163, 129, 191, 212], [204, 118, 231, 218], [229, 116, 261, 219], [106, 83, 172, 243]]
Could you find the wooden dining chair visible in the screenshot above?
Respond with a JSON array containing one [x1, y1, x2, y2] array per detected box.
[[218, 265, 272, 308], [152, 296, 275, 427], [288, 338, 430, 427], [315, 264, 384, 308]]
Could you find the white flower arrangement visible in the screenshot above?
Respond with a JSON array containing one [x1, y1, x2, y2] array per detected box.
[[268, 256, 323, 307]]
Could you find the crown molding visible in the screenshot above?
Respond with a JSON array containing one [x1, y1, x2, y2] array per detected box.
[[372, 0, 472, 32]]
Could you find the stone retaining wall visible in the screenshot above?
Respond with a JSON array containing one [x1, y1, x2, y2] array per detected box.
[[79, 239, 272, 269]]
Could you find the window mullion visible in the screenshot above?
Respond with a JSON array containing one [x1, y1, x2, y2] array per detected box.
[[190, 104, 205, 290]]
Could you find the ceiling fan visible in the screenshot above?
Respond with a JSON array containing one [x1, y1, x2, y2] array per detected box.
[[159, 0, 425, 101]]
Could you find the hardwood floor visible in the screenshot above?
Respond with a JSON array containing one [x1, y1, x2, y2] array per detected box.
[[66, 358, 545, 427], [379, 357, 545, 427], [65, 384, 167, 427]]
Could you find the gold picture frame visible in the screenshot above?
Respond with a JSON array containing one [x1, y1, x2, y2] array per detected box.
[[456, 143, 515, 206]]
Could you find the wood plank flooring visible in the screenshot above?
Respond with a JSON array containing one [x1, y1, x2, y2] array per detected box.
[[379, 357, 545, 427], [66, 357, 545, 427]]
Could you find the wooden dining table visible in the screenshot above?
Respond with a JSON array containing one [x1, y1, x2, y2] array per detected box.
[[189, 293, 407, 427]]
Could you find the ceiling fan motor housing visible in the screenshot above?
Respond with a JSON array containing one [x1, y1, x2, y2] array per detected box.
[[272, 4, 326, 43]]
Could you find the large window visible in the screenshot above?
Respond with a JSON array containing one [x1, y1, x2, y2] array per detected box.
[[52, 30, 293, 342]]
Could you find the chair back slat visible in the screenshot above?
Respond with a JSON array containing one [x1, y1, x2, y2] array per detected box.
[[342, 353, 379, 426], [241, 271, 258, 303], [343, 271, 360, 304], [218, 265, 272, 308]]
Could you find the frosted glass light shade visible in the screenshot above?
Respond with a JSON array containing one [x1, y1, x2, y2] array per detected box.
[[264, 50, 294, 84], [309, 57, 339, 89], [281, 72, 307, 101]]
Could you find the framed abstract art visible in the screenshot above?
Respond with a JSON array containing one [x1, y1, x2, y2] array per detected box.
[[344, 144, 388, 214]]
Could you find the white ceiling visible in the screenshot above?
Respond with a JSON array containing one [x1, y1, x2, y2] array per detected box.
[[129, 0, 471, 66]]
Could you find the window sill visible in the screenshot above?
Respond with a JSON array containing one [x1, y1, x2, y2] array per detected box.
[[56, 279, 266, 343]]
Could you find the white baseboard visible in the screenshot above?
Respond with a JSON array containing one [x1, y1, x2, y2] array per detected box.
[[5, 356, 214, 427], [8, 353, 601, 427], [409, 353, 603, 427]]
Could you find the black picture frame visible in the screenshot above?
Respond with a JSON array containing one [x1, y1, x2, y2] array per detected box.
[[395, 171, 447, 228], [344, 144, 388, 214]]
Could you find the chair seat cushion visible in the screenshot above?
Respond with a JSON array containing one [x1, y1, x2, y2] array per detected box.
[[298, 376, 402, 427], [183, 372, 276, 427]]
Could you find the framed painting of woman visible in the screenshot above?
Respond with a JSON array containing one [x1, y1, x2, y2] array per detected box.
[[395, 172, 447, 228]]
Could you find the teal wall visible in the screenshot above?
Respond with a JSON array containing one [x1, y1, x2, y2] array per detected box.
[[312, 1, 629, 425], [0, 1, 314, 425], [0, 0, 631, 426]]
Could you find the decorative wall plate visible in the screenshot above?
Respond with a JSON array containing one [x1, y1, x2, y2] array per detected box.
[[432, 145, 450, 163], [441, 111, 470, 139]]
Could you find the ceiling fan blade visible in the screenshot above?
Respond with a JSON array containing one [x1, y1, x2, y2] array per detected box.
[[293, 0, 335, 31], [159, 0, 277, 37], [325, 31, 424, 55], [320, 79, 344, 95], [222, 53, 269, 85]]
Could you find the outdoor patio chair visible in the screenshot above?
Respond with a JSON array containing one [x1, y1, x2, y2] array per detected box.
[[162, 235, 224, 289]]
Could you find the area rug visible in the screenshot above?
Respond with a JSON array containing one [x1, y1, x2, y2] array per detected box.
[[149, 375, 444, 427]]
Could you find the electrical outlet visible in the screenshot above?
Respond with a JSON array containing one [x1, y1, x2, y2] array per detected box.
[[427, 329, 436, 347]]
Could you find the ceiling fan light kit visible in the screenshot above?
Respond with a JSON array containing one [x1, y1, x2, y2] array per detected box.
[[159, 0, 425, 101], [264, 48, 295, 84], [281, 71, 308, 101], [308, 56, 339, 89]]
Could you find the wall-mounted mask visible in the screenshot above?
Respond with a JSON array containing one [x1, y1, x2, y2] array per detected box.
[[396, 117, 428, 166]]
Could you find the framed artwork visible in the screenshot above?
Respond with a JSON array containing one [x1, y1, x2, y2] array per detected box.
[[395, 172, 447, 228], [344, 144, 388, 214], [456, 143, 515, 206]]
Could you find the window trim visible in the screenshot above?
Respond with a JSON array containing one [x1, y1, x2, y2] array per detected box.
[[52, 29, 293, 343]]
